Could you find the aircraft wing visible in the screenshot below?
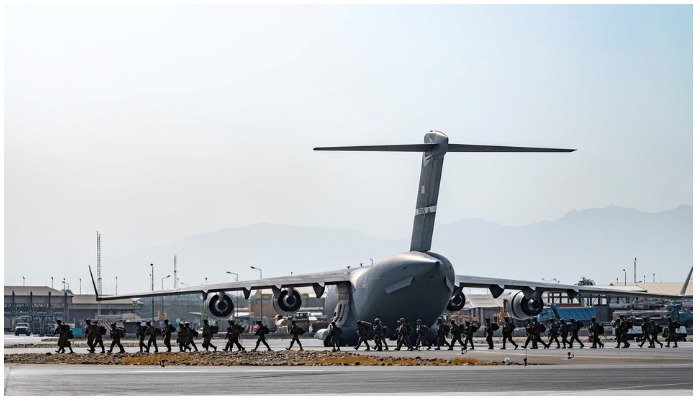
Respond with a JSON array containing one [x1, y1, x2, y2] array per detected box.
[[455, 275, 690, 300], [90, 266, 354, 301]]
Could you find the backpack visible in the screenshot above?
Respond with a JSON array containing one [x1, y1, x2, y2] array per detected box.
[[262, 326, 270, 334], [596, 325, 604, 334], [67, 330, 74, 339], [99, 326, 107, 335], [491, 323, 500, 331]]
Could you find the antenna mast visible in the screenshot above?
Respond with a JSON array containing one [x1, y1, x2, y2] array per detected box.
[[96, 231, 102, 317]]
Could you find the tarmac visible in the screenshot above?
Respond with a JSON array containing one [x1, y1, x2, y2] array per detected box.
[[3, 335, 694, 395]]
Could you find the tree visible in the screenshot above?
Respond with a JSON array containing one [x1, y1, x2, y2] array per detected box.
[[576, 277, 595, 286]]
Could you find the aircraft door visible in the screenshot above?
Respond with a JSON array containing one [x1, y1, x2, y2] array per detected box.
[[331, 282, 352, 327]]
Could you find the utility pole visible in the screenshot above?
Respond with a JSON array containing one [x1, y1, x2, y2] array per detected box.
[[79, 278, 82, 295], [150, 263, 155, 321], [227, 271, 239, 317], [51, 277, 53, 289], [633, 257, 637, 284], [23, 276, 25, 286], [115, 276, 118, 295], [653, 273, 655, 283], [97, 231, 102, 317], [173, 254, 177, 290], [250, 266, 263, 322], [161, 274, 171, 318]]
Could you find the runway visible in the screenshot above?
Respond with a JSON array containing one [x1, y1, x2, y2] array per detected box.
[[3, 363, 692, 395]]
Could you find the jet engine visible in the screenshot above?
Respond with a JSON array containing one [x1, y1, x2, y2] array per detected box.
[[445, 289, 466, 312], [272, 288, 303, 314], [505, 290, 544, 320], [207, 292, 235, 318]]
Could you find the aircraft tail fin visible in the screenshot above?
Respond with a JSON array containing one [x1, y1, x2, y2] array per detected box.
[[679, 266, 693, 296], [315, 131, 575, 252]]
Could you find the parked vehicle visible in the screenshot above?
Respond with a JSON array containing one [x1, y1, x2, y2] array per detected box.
[[14, 322, 30, 336]]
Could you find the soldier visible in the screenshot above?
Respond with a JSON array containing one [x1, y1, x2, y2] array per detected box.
[[224, 320, 246, 352], [145, 321, 159, 353], [288, 319, 304, 351], [613, 316, 630, 348], [107, 322, 126, 354], [560, 319, 570, 346], [568, 318, 585, 349], [523, 319, 535, 349], [85, 319, 96, 353], [638, 317, 653, 348], [484, 317, 497, 350], [501, 316, 519, 350], [589, 317, 604, 349], [253, 321, 272, 351], [546, 319, 560, 349], [395, 319, 406, 350], [327, 321, 341, 352], [665, 316, 680, 348], [415, 319, 431, 351], [92, 320, 106, 353], [54, 320, 73, 354], [202, 319, 217, 352], [399, 319, 414, 351], [354, 320, 371, 351], [372, 318, 385, 351], [162, 319, 176, 352], [137, 322, 148, 352], [465, 320, 479, 350], [379, 320, 390, 351], [650, 320, 664, 348], [177, 322, 191, 352], [435, 318, 450, 350], [447, 319, 466, 351], [186, 322, 199, 352]]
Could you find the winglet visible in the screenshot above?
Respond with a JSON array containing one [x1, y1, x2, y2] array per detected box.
[[679, 266, 693, 296], [88, 265, 100, 301]]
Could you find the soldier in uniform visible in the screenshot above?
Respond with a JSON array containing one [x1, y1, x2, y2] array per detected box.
[[560, 319, 570, 346], [288, 319, 304, 351], [501, 316, 519, 349], [145, 321, 159, 353], [177, 322, 191, 352], [399, 319, 414, 350], [372, 318, 384, 351], [568, 318, 585, 349], [186, 322, 199, 352], [253, 320, 272, 351], [650, 320, 664, 348], [447, 319, 466, 351], [162, 319, 176, 352], [484, 317, 497, 350], [588, 317, 604, 348], [665, 316, 680, 348], [415, 319, 431, 351], [107, 322, 126, 354], [55, 320, 73, 354], [202, 319, 217, 352], [523, 319, 535, 349], [613, 316, 630, 348], [225, 320, 246, 352], [546, 318, 560, 349], [435, 318, 450, 350], [638, 317, 653, 348], [464, 320, 479, 350], [327, 321, 341, 352], [92, 320, 106, 353], [379, 320, 390, 351], [354, 320, 371, 351], [137, 322, 148, 352], [85, 319, 96, 353]]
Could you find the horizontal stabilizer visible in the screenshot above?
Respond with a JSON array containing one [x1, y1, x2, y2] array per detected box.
[[448, 144, 576, 152], [314, 144, 436, 152]]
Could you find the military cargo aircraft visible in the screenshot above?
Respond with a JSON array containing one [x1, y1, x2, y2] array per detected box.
[[91, 131, 688, 345]]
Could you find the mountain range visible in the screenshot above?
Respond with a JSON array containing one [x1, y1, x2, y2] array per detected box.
[[107, 204, 692, 293]]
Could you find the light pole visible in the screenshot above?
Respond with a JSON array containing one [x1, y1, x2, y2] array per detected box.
[[623, 269, 626, 286], [115, 276, 118, 295], [150, 263, 155, 321], [161, 274, 171, 317], [23, 276, 25, 286], [51, 277, 54, 289], [227, 271, 239, 316], [62, 278, 70, 292], [250, 266, 263, 322], [653, 273, 656, 283], [616, 277, 619, 285], [79, 278, 82, 294]]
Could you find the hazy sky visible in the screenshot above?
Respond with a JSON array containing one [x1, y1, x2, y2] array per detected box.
[[5, 5, 692, 289]]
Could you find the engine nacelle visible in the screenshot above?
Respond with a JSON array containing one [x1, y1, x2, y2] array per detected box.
[[207, 292, 235, 319], [272, 288, 303, 314], [505, 291, 544, 320], [445, 289, 466, 312]]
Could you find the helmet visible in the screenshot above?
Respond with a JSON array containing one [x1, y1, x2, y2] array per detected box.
[[146, 321, 152, 326], [416, 319, 422, 323], [203, 319, 209, 324], [591, 317, 596, 321], [374, 318, 380, 323], [400, 318, 405, 322], [569, 318, 575, 322], [164, 319, 169, 323], [185, 322, 190, 326], [56, 319, 62, 324]]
